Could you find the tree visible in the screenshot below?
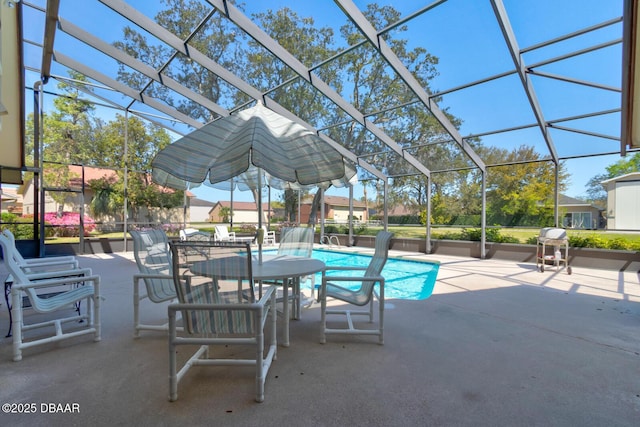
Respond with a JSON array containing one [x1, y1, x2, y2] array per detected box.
[[114, 0, 246, 123], [219, 206, 230, 223], [88, 176, 119, 219], [24, 72, 101, 214], [483, 146, 567, 226], [102, 114, 183, 222], [247, 8, 342, 225], [25, 71, 184, 226]]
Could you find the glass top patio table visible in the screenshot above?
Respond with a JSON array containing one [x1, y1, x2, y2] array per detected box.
[[190, 254, 325, 347]]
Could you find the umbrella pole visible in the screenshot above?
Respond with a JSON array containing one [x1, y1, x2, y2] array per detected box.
[[258, 170, 263, 265], [230, 181, 234, 229]]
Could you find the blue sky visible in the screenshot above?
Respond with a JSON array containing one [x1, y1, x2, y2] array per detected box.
[[190, 0, 625, 204], [19, 0, 626, 205]]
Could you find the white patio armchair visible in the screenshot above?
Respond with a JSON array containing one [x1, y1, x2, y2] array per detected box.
[[275, 227, 315, 317], [168, 241, 277, 403], [0, 234, 101, 361], [261, 226, 276, 246], [319, 231, 393, 345], [130, 229, 177, 337], [213, 225, 236, 242], [2, 229, 79, 273]]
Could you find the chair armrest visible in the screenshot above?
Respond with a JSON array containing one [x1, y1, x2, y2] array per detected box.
[[12, 274, 100, 291], [257, 285, 276, 304], [134, 273, 173, 280], [21, 259, 80, 271], [22, 255, 76, 264], [23, 267, 92, 281], [324, 266, 367, 273], [323, 275, 384, 283]]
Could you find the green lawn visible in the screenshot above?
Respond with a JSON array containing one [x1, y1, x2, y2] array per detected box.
[[44, 225, 640, 250]]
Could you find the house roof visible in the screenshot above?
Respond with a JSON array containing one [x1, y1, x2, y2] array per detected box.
[[301, 195, 367, 208], [189, 197, 215, 207], [65, 165, 194, 196], [68, 165, 115, 186], [0, 187, 19, 201], [213, 201, 270, 211], [600, 172, 640, 184], [559, 194, 604, 211]]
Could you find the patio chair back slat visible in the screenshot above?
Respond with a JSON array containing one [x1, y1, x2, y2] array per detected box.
[[130, 229, 176, 303]]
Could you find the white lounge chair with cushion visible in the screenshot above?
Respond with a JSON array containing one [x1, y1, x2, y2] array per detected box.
[[168, 241, 277, 403], [0, 234, 101, 361], [213, 225, 236, 242], [130, 229, 177, 337], [319, 230, 393, 345]]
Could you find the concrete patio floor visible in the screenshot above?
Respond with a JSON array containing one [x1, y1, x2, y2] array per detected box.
[[0, 248, 638, 426]]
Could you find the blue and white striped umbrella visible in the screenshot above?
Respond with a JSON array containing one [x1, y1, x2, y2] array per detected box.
[[151, 102, 356, 191]]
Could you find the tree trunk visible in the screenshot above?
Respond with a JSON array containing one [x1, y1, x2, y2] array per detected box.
[[307, 189, 322, 226]]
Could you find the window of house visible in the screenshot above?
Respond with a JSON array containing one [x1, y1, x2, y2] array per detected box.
[[563, 212, 593, 229]]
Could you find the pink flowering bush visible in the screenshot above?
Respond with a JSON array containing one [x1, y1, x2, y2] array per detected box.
[[44, 212, 97, 237]]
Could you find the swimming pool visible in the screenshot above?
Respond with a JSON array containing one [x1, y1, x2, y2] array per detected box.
[[265, 249, 440, 300]]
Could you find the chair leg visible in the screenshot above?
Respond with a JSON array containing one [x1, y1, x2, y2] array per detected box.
[[94, 278, 101, 342], [11, 290, 23, 362], [133, 277, 141, 338], [168, 310, 178, 402], [255, 308, 265, 403], [378, 284, 384, 345], [320, 278, 326, 344]]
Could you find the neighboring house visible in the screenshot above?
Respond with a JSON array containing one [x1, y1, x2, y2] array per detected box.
[[601, 172, 640, 230], [298, 195, 368, 224], [208, 201, 271, 224], [1, 187, 21, 214], [20, 165, 114, 215], [19, 165, 195, 228], [189, 197, 215, 223], [558, 194, 605, 230]]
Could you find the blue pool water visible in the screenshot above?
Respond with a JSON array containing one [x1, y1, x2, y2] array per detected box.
[[265, 249, 440, 300]]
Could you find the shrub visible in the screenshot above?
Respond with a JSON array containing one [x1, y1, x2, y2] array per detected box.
[[605, 237, 630, 250], [2, 213, 56, 239], [160, 223, 181, 236], [44, 212, 96, 237], [568, 235, 604, 248], [239, 224, 257, 234], [460, 227, 519, 243]]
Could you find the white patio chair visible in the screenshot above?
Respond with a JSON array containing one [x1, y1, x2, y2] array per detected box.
[[2, 229, 79, 273], [130, 229, 177, 337], [0, 234, 101, 361], [168, 241, 277, 403], [213, 225, 236, 242], [1, 232, 87, 338], [319, 230, 393, 345], [259, 227, 315, 319], [261, 226, 276, 246], [179, 228, 212, 242]]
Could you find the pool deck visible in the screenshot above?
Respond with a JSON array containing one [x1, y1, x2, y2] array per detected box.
[[0, 248, 638, 426]]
